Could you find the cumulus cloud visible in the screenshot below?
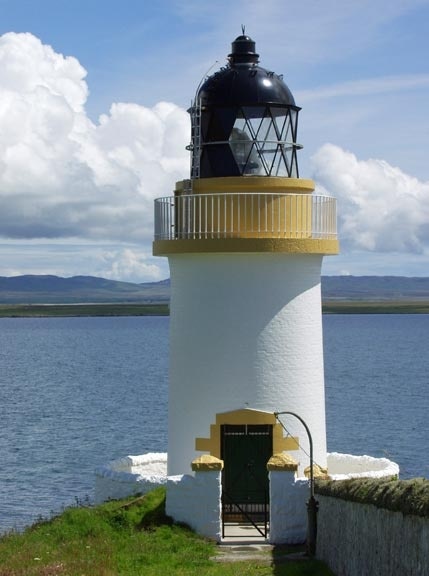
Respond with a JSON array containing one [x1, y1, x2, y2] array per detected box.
[[0, 240, 170, 283], [96, 248, 164, 282], [0, 32, 189, 243], [311, 144, 429, 254], [2, 31, 429, 282]]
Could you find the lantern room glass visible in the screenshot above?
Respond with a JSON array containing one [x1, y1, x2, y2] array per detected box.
[[195, 104, 301, 179], [229, 105, 299, 177]]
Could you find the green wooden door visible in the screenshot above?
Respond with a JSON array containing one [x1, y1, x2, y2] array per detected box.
[[221, 424, 272, 511]]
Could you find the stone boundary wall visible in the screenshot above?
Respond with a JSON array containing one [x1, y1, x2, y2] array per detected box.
[[165, 469, 222, 541], [94, 453, 167, 504], [316, 495, 429, 576]]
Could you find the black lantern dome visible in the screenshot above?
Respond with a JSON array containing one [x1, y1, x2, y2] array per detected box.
[[189, 34, 302, 179]]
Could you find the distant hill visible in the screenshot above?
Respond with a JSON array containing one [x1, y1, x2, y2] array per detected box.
[[321, 276, 429, 301], [0, 275, 170, 304], [0, 274, 428, 304]]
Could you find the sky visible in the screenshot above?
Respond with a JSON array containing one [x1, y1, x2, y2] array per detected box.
[[0, 0, 428, 282]]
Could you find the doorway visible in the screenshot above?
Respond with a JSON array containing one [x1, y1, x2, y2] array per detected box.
[[221, 424, 272, 538]]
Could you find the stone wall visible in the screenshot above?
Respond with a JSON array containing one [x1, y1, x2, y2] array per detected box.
[[317, 495, 429, 576], [269, 471, 308, 543], [94, 453, 167, 504], [165, 469, 222, 541]]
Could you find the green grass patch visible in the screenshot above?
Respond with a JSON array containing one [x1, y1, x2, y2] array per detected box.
[[0, 303, 169, 317], [0, 488, 335, 575], [322, 300, 429, 314], [1, 300, 429, 317]]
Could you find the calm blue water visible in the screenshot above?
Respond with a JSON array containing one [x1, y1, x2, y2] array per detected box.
[[0, 314, 427, 533], [324, 314, 429, 480]]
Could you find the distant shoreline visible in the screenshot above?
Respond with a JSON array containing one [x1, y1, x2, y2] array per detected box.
[[0, 303, 170, 317], [323, 300, 429, 314], [0, 301, 429, 317]]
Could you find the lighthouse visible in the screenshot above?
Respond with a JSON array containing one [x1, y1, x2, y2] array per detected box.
[[153, 33, 338, 540], [95, 30, 399, 545]]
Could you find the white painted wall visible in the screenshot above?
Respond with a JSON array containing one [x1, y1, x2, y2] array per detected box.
[[268, 453, 399, 545], [327, 452, 400, 479], [94, 453, 167, 504], [166, 471, 222, 541], [269, 471, 309, 544], [167, 252, 326, 476], [94, 451, 399, 530]]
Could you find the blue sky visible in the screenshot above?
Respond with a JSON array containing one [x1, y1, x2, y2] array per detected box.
[[0, 0, 428, 281]]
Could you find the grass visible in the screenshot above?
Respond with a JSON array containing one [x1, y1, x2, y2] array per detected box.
[[322, 299, 429, 314], [0, 303, 169, 317], [0, 488, 335, 575], [1, 300, 429, 317]]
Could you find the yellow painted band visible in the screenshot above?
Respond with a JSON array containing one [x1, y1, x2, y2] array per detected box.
[[176, 176, 315, 194], [153, 238, 339, 255]]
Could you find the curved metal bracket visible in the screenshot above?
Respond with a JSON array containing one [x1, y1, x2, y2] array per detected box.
[[274, 410, 318, 556]]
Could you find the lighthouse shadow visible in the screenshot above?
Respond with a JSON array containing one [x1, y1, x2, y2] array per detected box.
[[271, 543, 308, 568]]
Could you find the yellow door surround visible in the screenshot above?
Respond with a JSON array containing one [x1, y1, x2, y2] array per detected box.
[[195, 408, 299, 459]]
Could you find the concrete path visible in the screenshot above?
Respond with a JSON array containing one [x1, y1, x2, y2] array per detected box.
[[213, 524, 308, 564], [213, 543, 309, 564]]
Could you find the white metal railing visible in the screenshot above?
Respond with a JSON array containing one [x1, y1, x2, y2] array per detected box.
[[154, 193, 337, 241]]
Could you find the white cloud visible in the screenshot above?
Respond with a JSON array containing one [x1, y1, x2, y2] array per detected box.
[[96, 248, 164, 282], [311, 143, 429, 254], [1, 27, 428, 281], [0, 32, 190, 243], [0, 32, 87, 111], [0, 240, 170, 283]]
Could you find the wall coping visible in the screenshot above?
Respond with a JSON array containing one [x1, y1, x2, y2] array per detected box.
[[267, 453, 298, 471], [304, 463, 329, 479], [191, 455, 224, 471]]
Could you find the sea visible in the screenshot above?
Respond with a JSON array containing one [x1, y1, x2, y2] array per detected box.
[[0, 314, 428, 534]]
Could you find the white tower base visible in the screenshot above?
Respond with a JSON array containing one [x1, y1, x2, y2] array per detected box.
[[168, 252, 327, 476]]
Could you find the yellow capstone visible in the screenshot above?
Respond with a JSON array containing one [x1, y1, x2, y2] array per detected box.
[[304, 464, 329, 479], [267, 453, 298, 472], [191, 455, 224, 471]]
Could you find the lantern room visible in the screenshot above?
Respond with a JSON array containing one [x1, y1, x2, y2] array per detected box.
[[189, 34, 302, 180]]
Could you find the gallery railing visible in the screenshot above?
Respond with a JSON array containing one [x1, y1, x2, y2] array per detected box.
[[154, 193, 337, 241]]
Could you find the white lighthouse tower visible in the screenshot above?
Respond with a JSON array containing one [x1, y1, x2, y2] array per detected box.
[[153, 33, 338, 540]]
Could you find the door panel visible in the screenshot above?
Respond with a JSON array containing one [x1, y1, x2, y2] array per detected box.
[[221, 424, 272, 517]]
